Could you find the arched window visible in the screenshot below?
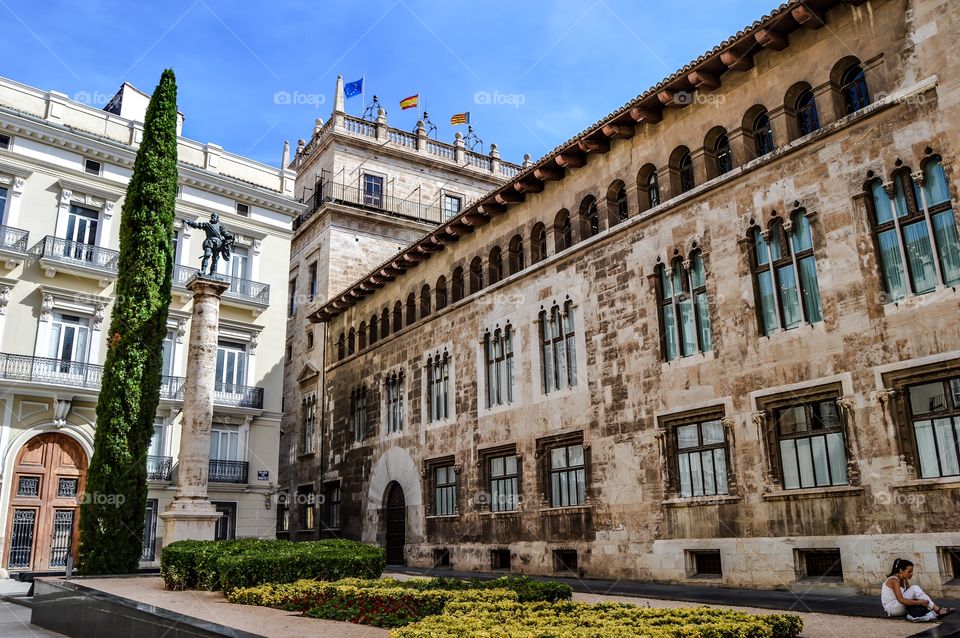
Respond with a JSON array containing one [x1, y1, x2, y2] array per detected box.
[[436, 275, 448, 310], [714, 134, 733, 175], [606, 180, 628, 226], [840, 63, 870, 114], [531, 223, 547, 263], [750, 212, 823, 335], [483, 326, 514, 407], [648, 172, 661, 207], [420, 284, 431, 318], [381, 307, 390, 340], [405, 292, 416, 326], [369, 315, 378, 345], [426, 351, 450, 422], [469, 256, 483, 294], [753, 111, 775, 156], [488, 246, 503, 285], [539, 300, 577, 393], [554, 209, 572, 251], [679, 153, 694, 192], [866, 157, 960, 301], [337, 331, 345, 361], [656, 250, 713, 361], [385, 370, 405, 433], [795, 89, 820, 136], [392, 301, 403, 332], [580, 195, 599, 239], [358, 321, 367, 350], [347, 327, 356, 355], [508, 235, 524, 275], [452, 266, 464, 302]]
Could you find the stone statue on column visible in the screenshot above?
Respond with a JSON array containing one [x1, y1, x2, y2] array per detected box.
[[185, 213, 235, 276]]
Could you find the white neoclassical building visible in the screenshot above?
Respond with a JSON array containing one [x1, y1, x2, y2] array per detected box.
[[0, 76, 302, 573]]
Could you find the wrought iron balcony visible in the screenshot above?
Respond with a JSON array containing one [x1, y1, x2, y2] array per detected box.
[[0, 353, 103, 389], [295, 180, 445, 230], [0, 353, 264, 409], [172, 264, 270, 309], [208, 459, 248, 483], [0, 225, 29, 263], [35, 235, 120, 281], [146, 455, 173, 481]]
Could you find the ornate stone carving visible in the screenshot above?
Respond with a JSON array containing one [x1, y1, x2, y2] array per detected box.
[[253, 239, 263, 256], [0, 285, 10, 315], [40, 293, 54, 322], [53, 397, 72, 427], [92, 303, 106, 331], [882, 181, 895, 198], [59, 190, 73, 206], [872, 388, 897, 406], [249, 332, 260, 353], [104, 201, 115, 220], [12, 176, 25, 196], [175, 317, 187, 343], [911, 169, 925, 187]]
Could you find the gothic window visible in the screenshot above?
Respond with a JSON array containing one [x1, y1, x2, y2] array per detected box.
[[750, 212, 823, 335], [656, 249, 713, 361], [548, 442, 586, 507], [840, 63, 870, 115], [540, 300, 577, 394], [648, 171, 661, 208], [607, 180, 628, 226], [385, 370, 405, 433], [426, 351, 450, 422], [351, 385, 367, 442], [866, 157, 960, 301], [484, 326, 514, 408]]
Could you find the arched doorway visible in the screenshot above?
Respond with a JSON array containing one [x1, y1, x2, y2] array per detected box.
[[4, 433, 87, 572], [384, 481, 405, 566]]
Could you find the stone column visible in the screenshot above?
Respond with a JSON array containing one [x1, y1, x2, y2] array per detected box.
[[159, 274, 230, 545]]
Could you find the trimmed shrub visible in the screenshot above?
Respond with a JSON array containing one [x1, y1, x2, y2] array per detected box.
[[403, 575, 572, 602], [160, 539, 385, 591], [391, 601, 804, 638]]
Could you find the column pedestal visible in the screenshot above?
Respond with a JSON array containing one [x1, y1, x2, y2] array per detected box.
[[160, 274, 231, 546]]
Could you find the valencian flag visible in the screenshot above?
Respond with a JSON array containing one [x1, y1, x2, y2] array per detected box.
[[344, 78, 363, 99], [400, 94, 419, 110], [450, 111, 470, 125]]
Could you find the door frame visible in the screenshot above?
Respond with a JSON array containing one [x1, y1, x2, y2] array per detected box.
[[384, 481, 406, 566]]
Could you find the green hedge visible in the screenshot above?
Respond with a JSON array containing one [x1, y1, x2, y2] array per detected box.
[[392, 601, 804, 638], [400, 575, 572, 602], [160, 539, 385, 592]]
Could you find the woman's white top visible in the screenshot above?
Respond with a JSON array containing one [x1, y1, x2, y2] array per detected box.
[[880, 578, 899, 612]]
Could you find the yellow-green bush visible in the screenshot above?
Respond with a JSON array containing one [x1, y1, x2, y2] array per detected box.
[[227, 579, 517, 628], [391, 601, 803, 638]]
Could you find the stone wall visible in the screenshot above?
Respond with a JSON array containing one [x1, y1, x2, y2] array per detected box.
[[315, 0, 960, 595]]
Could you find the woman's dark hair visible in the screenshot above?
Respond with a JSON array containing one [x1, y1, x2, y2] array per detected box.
[[889, 558, 914, 576]]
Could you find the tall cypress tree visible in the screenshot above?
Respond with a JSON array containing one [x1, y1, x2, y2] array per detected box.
[[78, 70, 179, 574]]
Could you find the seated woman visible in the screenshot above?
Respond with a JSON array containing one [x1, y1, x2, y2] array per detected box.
[[881, 558, 955, 622]]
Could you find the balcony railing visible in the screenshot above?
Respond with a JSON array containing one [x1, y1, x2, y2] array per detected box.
[[0, 225, 29, 253], [208, 459, 248, 483], [146, 455, 173, 481], [172, 264, 270, 306], [36, 235, 120, 273], [295, 180, 445, 230], [0, 353, 264, 409]]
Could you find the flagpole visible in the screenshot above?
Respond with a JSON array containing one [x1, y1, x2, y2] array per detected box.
[[418, 90, 422, 121], [361, 74, 365, 117]]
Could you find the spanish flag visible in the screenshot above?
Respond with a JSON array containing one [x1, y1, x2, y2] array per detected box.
[[450, 111, 470, 125], [400, 94, 419, 110]]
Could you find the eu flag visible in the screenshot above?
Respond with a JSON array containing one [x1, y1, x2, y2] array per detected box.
[[344, 78, 363, 99]]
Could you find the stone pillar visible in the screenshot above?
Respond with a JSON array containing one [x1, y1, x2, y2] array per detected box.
[[159, 274, 230, 546]]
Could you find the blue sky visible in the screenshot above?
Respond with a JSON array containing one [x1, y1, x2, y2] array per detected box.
[[0, 0, 779, 168]]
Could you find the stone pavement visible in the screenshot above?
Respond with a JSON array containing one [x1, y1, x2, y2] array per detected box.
[[0, 579, 65, 638], [386, 567, 960, 638]]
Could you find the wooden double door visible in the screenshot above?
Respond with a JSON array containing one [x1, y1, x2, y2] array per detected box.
[[5, 433, 87, 572], [385, 482, 405, 566]]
